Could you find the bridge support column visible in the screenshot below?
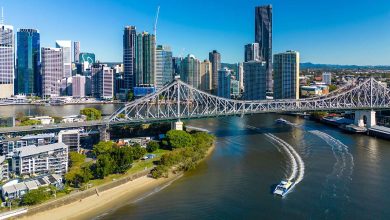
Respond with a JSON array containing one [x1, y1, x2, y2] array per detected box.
[[354, 110, 376, 128], [99, 125, 110, 141], [171, 121, 184, 131]]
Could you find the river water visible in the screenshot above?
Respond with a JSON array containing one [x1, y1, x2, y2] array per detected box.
[[2, 105, 389, 219]]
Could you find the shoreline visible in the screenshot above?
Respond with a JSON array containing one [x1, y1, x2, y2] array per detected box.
[[18, 142, 216, 220]]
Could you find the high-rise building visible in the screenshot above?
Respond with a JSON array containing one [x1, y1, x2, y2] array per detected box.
[[60, 77, 72, 96], [238, 62, 244, 91], [58, 129, 80, 152], [16, 29, 40, 96], [79, 52, 95, 72], [73, 41, 80, 63], [155, 45, 173, 89], [123, 26, 137, 90], [172, 57, 183, 77], [0, 24, 14, 98], [255, 5, 272, 92], [209, 50, 221, 92], [200, 60, 212, 92], [55, 40, 72, 78], [135, 32, 156, 87], [181, 54, 201, 88], [90, 63, 102, 98], [243, 60, 267, 100], [72, 75, 86, 98], [244, 43, 260, 62], [101, 66, 114, 99], [218, 67, 233, 98], [322, 72, 332, 85], [41, 47, 63, 98], [273, 50, 300, 100]]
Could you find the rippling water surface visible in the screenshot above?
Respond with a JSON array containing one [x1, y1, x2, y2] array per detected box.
[[98, 114, 390, 220], [3, 105, 389, 219]]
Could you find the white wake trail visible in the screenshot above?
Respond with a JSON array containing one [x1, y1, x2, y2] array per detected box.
[[266, 133, 305, 184], [265, 133, 298, 181]]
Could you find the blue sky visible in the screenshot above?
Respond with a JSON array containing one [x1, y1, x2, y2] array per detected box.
[[4, 0, 390, 65]]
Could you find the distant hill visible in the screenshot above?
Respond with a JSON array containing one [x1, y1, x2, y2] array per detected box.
[[300, 62, 390, 70]]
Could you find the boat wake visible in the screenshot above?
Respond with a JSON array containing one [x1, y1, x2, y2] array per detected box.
[[265, 133, 305, 185], [309, 130, 354, 206]]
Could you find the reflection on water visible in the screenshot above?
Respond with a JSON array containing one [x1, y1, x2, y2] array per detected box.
[[99, 114, 390, 220]]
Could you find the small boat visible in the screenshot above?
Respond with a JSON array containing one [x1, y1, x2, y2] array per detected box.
[[275, 118, 288, 124], [273, 180, 295, 197]]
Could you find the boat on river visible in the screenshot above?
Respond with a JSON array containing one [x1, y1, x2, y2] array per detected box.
[[273, 180, 295, 197], [275, 118, 288, 124]]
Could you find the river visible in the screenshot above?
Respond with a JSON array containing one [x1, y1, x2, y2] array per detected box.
[[2, 105, 389, 219]]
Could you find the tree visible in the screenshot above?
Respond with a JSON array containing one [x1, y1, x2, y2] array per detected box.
[[127, 91, 134, 102], [192, 132, 215, 149], [21, 187, 51, 205], [80, 108, 102, 121], [146, 141, 159, 153], [166, 130, 194, 149], [69, 152, 86, 167], [19, 119, 41, 126], [131, 144, 147, 160], [111, 146, 133, 173], [95, 154, 115, 179], [93, 141, 115, 156], [329, 84, 338, 92]]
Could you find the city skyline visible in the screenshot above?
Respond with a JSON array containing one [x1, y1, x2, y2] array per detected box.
[[2, 0, 390, 65]]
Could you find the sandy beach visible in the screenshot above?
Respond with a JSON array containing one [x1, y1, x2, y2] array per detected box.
[[18, 143, 216, 220]]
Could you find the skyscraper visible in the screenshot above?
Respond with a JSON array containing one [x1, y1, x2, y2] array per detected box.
[[16, 28, 40, 96], [41, 47, 63, 98], [55, 40, 72, 77], [0, 24, 14, 98], [273, 50, 300, 100], [218, 67, 233, 98], [101, 66, 114, 99], [73, 41, 80, 63], [72, 75, 86, 98], [200, 60, 212, 92], [155, 45, 173, 89], [243, 60, 267, 100], [123, 26, 137, 90], [209, 50, 221, 93], [238, 62, 244, 91], [255, 5, 272, 92], [172, 57, 183, 77], [181, 54, 200, 88], [135, 32, 156, 87], [79, 52, 95, 72], [244, 43, 260, 62]]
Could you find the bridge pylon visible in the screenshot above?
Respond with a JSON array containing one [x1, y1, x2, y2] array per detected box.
[[171, 120, 184, 131]]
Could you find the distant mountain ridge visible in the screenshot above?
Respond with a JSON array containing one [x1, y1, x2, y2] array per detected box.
[[300, 62, 390, 70]]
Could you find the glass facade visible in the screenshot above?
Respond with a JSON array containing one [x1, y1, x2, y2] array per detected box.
[[123, 26, 137, 90], [255, 5, 273, 92], [243, 60, 267, 100], [273, 51, 300, 100], [181, 55, 200, 88], [135, 32, 156, 87], [155, 45, 173, 89], [16, 29, 40, 96]]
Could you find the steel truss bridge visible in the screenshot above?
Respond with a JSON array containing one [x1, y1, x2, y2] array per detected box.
[[109, 77, 390, 124]]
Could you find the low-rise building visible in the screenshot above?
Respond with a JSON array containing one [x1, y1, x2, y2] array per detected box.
[[20, 133, 55, 146], [0, 156, 9, 181], [12, 143, 68, 176], [61, 115, 86, 123], [1, 174, 63, 200], [301, 85, 329, 98], [28, 116, 54, 125]]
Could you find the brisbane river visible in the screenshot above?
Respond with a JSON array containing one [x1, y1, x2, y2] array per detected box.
[[2, 104, 390, 219]]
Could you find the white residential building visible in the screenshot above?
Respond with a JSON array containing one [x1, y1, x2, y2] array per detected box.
[[29, 116, 54, 125], [56, 40, 72, 78], [12, 143, 69, 176], [0, 156, 9, 181], [58, 129, 80, 152]]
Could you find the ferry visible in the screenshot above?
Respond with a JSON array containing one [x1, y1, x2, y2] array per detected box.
[[273, 180, 295, 197], [275, 118, 288, 124]]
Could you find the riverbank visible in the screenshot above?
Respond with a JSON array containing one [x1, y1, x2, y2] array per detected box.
[[17, 142, 216, 220]]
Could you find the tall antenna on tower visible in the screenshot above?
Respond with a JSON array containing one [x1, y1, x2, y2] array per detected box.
[[154, 6, 160, 38]]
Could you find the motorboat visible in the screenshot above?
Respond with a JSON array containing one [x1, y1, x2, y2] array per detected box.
[[275, 118, 288, 124], [273, 180, 295, 197]]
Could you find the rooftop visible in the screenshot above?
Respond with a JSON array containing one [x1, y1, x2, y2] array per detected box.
[[15, 142, 68, 157]]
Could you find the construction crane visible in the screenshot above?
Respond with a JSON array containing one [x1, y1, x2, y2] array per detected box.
[[154, 6, 160, 38]]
